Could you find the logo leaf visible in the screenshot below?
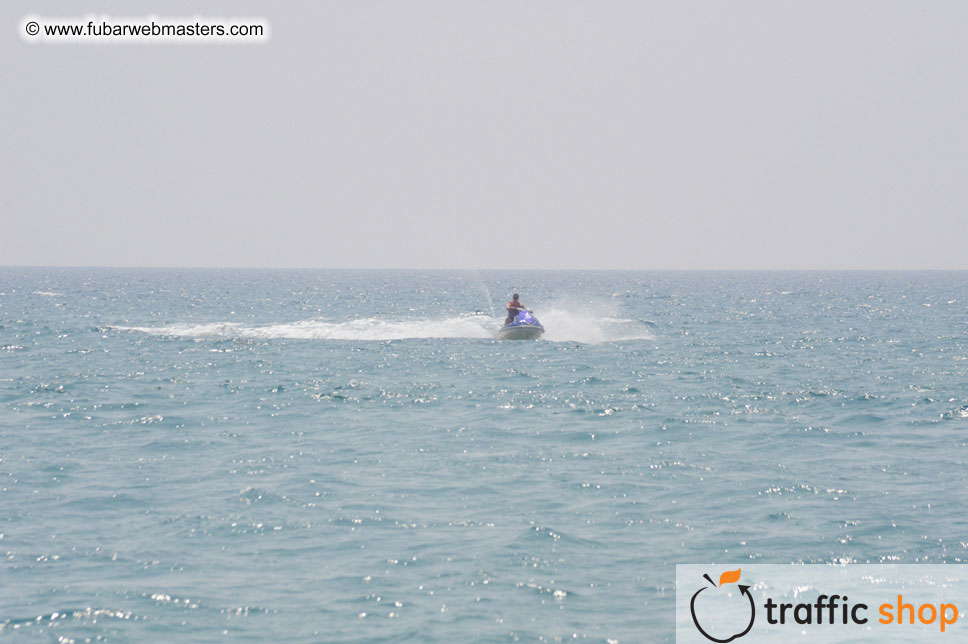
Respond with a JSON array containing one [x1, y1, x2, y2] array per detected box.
[[719, 568, 741, 586]]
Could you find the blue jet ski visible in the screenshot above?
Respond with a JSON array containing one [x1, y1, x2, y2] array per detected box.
[[497, 310, 545, 340]]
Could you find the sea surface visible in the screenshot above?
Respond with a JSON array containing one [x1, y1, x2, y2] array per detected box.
[[2, 268, 968, 643]]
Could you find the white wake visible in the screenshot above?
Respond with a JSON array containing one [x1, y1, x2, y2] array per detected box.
[[113, 309, 654, 344]]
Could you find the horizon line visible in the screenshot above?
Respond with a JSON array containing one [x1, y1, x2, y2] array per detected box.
[[3, 265, 968, 272]]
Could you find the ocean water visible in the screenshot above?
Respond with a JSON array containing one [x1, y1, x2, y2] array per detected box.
[[2, 268, 968, 643]]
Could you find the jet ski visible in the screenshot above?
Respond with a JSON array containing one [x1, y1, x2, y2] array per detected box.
[[497, 310, 545, 340]]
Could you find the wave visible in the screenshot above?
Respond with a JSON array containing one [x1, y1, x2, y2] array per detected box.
[[112, 310, 654, 344]]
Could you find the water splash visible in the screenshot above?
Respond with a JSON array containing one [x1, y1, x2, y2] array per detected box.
[[538, 308, 654, 343], [463, 270, 495, 318]]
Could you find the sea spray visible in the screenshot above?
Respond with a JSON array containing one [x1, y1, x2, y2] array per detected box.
[[464, 270, 496, 317], [538, 308, 653, 343]]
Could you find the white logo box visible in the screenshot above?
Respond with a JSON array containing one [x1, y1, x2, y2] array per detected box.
[[676, 564, 968, 643]]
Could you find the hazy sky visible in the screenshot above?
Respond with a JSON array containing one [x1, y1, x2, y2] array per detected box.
[[4, 1, 967, 269]]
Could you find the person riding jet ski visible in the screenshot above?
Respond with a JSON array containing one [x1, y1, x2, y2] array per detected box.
[[505, 294, 528, 325], [499, 293, 544, 339]]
